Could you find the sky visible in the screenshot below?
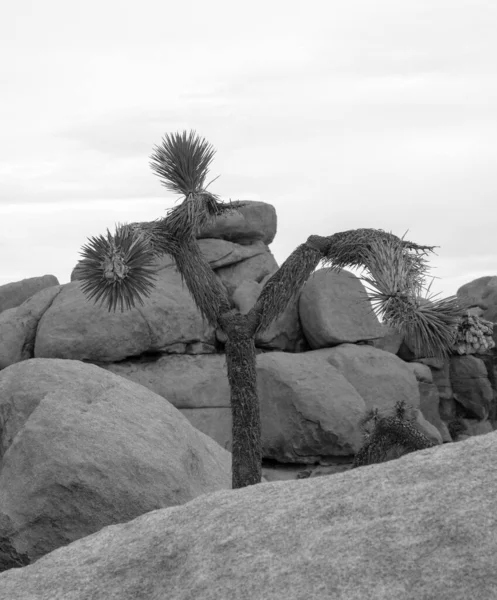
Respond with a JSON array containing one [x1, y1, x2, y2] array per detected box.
[[1, 0, 496, 301]]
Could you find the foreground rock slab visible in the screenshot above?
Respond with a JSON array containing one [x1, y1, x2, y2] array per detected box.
[[1, 433, 497, 599], [0, 359, 231, 564]]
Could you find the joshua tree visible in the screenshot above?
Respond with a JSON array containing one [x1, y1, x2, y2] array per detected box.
[[78, 130, 466, 489]]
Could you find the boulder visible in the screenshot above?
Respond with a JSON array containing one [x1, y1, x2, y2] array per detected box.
[[298, 268, 384, 349], [0, 359, 231, 563], [404, 362, 433, 383], [34, 272, 216, 363], [0, 275, 59, 314], [419, 358, 453, 401], [231, 278, 306, 352], [214, 251, 279, 296], [323, 345, 420, 415], [0, 286, 63, 370], [103, 354, 232, 449], [256, 351, 365, 461], [450, 355, 493, 420], [2, 433, 497, 599], [371, 323, 404, 354], [323, 344, 440, 444], [198, 239, 270, 269], [197, 200, 277, 245], [405, 362, 445, 440], [460, 418, 494, 437], [104, 351, 366, 462]]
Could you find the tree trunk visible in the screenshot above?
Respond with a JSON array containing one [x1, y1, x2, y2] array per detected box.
[[224, 320, 261, 489]]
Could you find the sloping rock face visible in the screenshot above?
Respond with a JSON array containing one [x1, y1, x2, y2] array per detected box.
[[34, 272, 216, 362], [0, 275, 59, 314], [104, 352, 366, 461], [0, 286, 63, 370], [299, 268, 384, 349], [197, 200, 277, 245], [104, 354, 233, 451], [2, 433, 497, 599], [0, 359, 231, 563], [450, 355, 493, 420]]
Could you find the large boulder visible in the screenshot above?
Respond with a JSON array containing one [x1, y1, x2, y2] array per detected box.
[[104, 351, 366, 462], [2, 433, 497, 599], [230, 278, 306, 352], [299, 268, 384, 349], [0, 286, 63, 370], [371, 322, 404, 354], [256, 351, 365, 461], [214, 251, 279, 296], [35, 270, 216, 363], [0, 275, 59, 314], [0, 359, 231, 564], [323, 344, 441, 444], [197, 200, 277, 245], [450, 355, 493, 420], [104, 354, 233, 451]]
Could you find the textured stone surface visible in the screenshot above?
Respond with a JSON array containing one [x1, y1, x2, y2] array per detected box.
[[0, 359, 231, 563], [35, 272, 216, 362], [256, 351, 365, 462], [371, 323, 404, 354], [450, 355, 493, 420], [2, 433, 497, 599], [214, 251, 279, 296], [198, 239, 269, 269], [299, 268, 384, 349], [105, 351, 366, 463], [103, 354, 231, 409], [421, 358, 453, 401], [197, 200, 277, 245], [179, 408, 232, 451], [323, 344, 440, 443], [323, 344, 420, 415], [417, 382, 444, 440], [0, 286, 63, 370], [461, 419, 494, 437], [231, 278, 306, 352], [0, 275, 59, 314], [404, 362, 433, 383]]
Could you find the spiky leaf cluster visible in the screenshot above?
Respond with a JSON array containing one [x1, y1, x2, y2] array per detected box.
[[78, 227, 159, 312], [323, 230, 466, 358], [353, 400, 436, 468], [149, 130, 216, 197]]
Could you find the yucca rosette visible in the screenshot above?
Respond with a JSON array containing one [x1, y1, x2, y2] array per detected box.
[[356, 234, 466, 358], [78, 225, 159, 312]]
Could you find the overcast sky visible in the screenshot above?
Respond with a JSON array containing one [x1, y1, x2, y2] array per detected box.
[[1, 0, 496, 300]]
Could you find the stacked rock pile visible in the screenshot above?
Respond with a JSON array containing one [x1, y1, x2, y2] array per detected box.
[[452, 312, 495, 355]]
